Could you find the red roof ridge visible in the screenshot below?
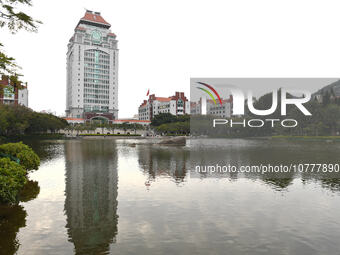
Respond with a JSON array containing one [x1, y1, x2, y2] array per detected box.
[[80, 10, 110, 27], [155, 97, 171, 102]]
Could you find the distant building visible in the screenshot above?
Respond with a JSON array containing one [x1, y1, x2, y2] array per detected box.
[[190, 98, 202, 115], [40, 109, 57, 116], [190, 95, 232, 118], [64, 117, 85, 125], [113, 119, 151, 126], [63, 117, 151, 126], [131, 114, 139, 120], [66, 10, 119, 122], [0, 75, 28, 107], [138, 92, 190, 121]]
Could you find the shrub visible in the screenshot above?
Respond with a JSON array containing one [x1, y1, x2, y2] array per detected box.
[[0, 142, 40, 171], [0, 158, 27, 204], [78, 134, 141, 136], [18, 180, 40, 202]]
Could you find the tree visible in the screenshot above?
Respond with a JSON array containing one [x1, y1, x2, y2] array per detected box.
[[0, 104, 68, 136], [0, 0, 41, 78], [0, 44, 19, 77], [151, 113, 190, 127], [0, 142, 40, 204], [151, 113, 177, 126], [323, 90, 331, 106], [0, 158, 27, 204], [0, 142, 40, 171]]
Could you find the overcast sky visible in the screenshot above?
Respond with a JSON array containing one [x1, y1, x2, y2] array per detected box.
[[2, 0, 340, 117]]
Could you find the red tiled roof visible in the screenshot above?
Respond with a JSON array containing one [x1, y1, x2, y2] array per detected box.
[[139, 100, 148, 107], [108, 32, 116, 37], [80, 11, 110, 26], [155, 97, 171, 102]]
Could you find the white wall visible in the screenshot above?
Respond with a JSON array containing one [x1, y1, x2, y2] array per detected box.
[[18, 88, 28, 107]]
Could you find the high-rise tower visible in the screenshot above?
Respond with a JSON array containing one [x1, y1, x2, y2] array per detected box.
[[66, 10, 118, 121]]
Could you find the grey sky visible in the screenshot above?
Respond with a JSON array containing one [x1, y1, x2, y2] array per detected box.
[[190, 78, 339, 102], [2, 0, 340, 117]]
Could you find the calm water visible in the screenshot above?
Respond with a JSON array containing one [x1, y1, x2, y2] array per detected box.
[[1, 138, 340, 255]]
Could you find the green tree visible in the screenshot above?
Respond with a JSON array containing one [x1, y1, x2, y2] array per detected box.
[[0, 0, 41, 79], [0, 142, 40, 171], [0, 104, 68, 136], [151, 113, 178, 126], [0, 158, 27, 204]]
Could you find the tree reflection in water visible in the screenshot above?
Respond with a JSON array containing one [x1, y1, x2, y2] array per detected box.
[[0, 180, 40, 255], [0, 205, 27, 255], [137, 145, 190, 185]]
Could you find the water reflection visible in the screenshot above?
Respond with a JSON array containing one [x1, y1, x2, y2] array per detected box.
[[21, 139, 65, 162], [64, 140, 118, 255], [0, 205, 27, 255], [189, 139, 340, 192], [2, 138, 340, 254], [18, 180, 40, 202], [0, 180, 40, 255], [137, 145, 189, 184]]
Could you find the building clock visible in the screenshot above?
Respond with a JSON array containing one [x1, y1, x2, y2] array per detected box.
[[91, 30, 102, 43]]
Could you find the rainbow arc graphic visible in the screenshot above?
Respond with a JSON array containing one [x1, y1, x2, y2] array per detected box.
[[196, 82, 222, 105]]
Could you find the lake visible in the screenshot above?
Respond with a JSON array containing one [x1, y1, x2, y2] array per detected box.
[[1, 138, 340, 255]]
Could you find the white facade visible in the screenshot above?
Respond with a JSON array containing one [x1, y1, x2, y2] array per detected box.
[[190, 97, 232, 118], [206, 99, 231, 118], [18, 88, 28, 106], [66, 10, 118, 119]]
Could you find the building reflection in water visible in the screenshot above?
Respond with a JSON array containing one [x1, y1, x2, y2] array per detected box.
[[137, 145, 189, 184], [188, 139, 340, 191], [64, 140, 118, 255], [189, 142, 298, 190], [136, 143, 296, 190]]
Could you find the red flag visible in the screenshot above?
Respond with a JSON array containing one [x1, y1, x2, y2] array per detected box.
[[146, 89, 150, 96]]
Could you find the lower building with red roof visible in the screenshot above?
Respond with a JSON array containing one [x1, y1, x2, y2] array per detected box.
[[138, 92, 189, 121]]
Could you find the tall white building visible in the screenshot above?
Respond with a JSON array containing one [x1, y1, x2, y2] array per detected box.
[[66, 10, 118, 122]]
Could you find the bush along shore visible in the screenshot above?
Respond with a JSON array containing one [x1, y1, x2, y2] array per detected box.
[[78, 133, 141, 137], [0, 104, 68, 138], [0, 142, 40, 205]]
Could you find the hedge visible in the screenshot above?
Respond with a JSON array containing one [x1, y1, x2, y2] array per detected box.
[[0, 142, 40, 171], [0, 142, 41, 204], [78, 134, 141, 137], [0, 158, 27, 204]]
